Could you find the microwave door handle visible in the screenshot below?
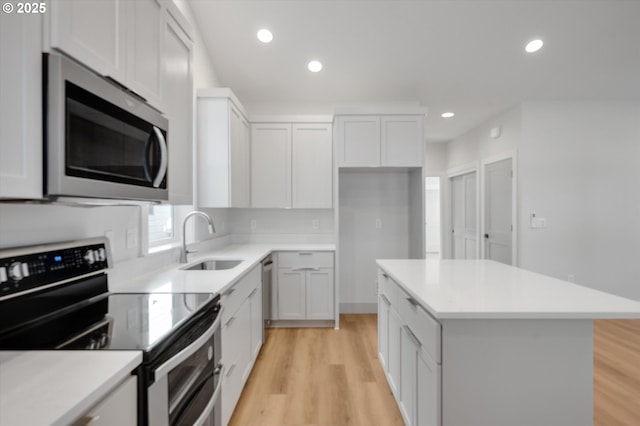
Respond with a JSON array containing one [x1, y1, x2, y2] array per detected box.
[[152, 126, 168, 188], [143, 132, 154, 182]]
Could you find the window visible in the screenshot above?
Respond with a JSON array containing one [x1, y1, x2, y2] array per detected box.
[[148, 205, 174, 244]]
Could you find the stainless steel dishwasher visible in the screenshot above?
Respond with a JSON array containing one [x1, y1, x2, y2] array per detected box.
[[261, 255, 273, 339]]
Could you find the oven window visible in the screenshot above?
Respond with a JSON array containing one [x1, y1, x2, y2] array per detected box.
[[64, 82, 167, 188], [168, 335, 216, 425]]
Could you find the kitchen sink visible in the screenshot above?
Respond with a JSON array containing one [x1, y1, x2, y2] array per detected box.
[[182, 259, 243, 271]]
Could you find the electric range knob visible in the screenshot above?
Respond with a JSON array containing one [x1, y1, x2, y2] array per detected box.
[[8, 262, 24, 281], [97, 248, 106, 262], [84, 250, 96, 265]]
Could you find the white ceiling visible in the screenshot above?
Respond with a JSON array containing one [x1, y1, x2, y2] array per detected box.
[[188, 0, 640, 143]]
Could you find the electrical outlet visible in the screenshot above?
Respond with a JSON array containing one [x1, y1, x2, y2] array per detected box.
[[250, 220, 257, 230], [312, 219, 319, 230], [126, 228, 138, 248]]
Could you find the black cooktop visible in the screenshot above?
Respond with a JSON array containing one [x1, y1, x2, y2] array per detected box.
[[0, 290, 217, 353]]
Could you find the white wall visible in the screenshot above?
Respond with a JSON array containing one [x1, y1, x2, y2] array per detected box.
[[446, 105, 521, 170], [518, 101, 640, 300], [339, 170, 411, 312], [424, 142, 448, 174], [224, 208, 334, 243]]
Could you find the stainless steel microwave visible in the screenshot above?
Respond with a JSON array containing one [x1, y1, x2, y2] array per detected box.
[[45, 53, 169, 201]]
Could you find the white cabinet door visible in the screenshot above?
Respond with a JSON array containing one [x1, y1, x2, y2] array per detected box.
[[381, 116, 423, 167], [163, 10, 193, 205], [416, 350, 441, 426], [335, 116, 381, 167], [400, 326, 418, 426], [0, 12, 42, 199], [126, 0, 163, 110], [305, 269, 334, 320], [73, 376, 137, 426], [251, 123, 292, 208], [230, 105, 251, 207], [277, 269, 306, 320], [378, 294, 390, 371], [387, 307, 402, 399], [292, 124, 332, 208], [249, 284, 263, 359], [50, 0, 127, 83]]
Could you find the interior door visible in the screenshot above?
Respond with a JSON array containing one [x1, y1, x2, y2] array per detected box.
[[484, 158, 513, 265], [451, 172, 477, 259], [424, 177, 441, 257]]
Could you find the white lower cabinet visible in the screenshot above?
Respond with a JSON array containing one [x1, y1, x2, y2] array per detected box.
[[275, 252, 334, 321], [378, 268, 441, 426], [72, 375, 137, 426], [221, 265, 262, 426]]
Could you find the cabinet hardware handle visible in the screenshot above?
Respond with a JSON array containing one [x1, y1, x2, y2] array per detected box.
[[223, 288, 235, 296], [225, 316, 236, 327], [299, 252, 313, 255], [406, 297, 419, 307], [382, 273, 389, 279], [249, 288, 257, 297], [380, 294, 391, 305], [404, 325, 422, 347], [80, 416, 100, 426], [225, 363, 236, 378]]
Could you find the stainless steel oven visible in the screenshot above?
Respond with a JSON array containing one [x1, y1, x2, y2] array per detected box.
[[0, 238, 223, 426], [148, 303, 224, 426], [45, 52, 169, 201]]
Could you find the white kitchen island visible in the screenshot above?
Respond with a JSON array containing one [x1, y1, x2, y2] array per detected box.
[[376, 259, 640, 426]]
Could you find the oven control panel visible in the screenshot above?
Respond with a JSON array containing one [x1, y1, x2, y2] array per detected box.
[[0, 238, 110, 300]]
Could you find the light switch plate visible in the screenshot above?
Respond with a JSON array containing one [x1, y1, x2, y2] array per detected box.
[[126, 229, 138, 248]]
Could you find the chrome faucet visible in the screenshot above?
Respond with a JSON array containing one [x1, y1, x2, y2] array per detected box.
[[180, 211, 216, 263]]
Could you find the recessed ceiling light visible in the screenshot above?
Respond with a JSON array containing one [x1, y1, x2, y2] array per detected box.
[[525, 39, 543, 53], [441, 112, 455, 118], [308, 60, 322, 72], [257, 29, 273, 43]]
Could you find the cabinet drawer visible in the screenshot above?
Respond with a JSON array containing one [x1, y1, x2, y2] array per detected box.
[[277, 251, 334, 269], [397, 287, 441, 364], [378, 269, 398, 306], [222, 264, 260, 323]]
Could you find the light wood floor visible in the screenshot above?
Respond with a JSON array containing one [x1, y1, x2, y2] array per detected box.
[[230, 315, 640, 426], [594, 319, 640, 426]]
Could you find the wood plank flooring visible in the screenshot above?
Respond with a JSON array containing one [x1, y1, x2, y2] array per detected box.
[[229, 314, 403, 426], [594, 319, 640, 426], [230, 315, 640, 426]]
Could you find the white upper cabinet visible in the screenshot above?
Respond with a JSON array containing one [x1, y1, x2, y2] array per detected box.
[[163, 5, 193, 205], [335, 116, 381, 167], [126, 0, 164, 110], [198, 89, 250, 208], [335, 111, 425, 168], [50, 0, 127, 83], [292, 124, 333, 208], [381, 116, 423, 167], [0, 12, 42, 199], [251, 123, 292, 208], [49, 0, 164, 111], [251, 119, 333, 209]]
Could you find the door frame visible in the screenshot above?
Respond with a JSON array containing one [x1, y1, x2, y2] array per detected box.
[[480, 151, 518, 265], [424, 173, 445, 258], [445, 161, 480, 259]]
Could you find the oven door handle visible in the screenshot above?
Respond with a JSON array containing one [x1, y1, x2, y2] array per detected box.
[[154, 306, 224, 380], [192, 364, 224, 426], [152, 126, 168, 188]]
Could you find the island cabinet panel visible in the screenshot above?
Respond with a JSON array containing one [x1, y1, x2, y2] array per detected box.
[[377, 268, 441, 426], [73, 375, 137, 426]]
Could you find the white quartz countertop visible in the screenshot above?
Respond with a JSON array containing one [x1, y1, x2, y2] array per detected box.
[[0, 350, 142, 426], [376, 259, 640, 319], [109, 243, 335, 295]]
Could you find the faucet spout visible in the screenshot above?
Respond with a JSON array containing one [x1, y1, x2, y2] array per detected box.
[[180, 211, 216, 263]]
